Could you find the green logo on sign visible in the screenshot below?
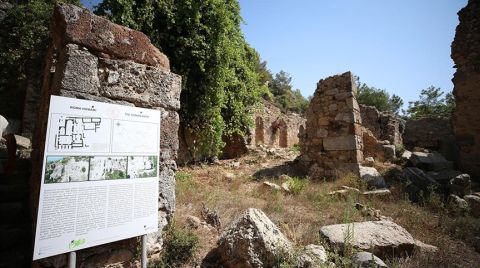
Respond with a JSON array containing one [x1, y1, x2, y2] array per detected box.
[[69, 238, 86, 249]]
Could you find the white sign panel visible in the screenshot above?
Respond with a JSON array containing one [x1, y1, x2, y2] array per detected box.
[[33, 96, 160, 260]]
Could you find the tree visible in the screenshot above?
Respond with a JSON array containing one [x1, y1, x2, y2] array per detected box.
[[406, 86, 455, 119], [268, 70, 308, 113], [0, 0, 81, 117], [355, 77, 404, 114], [96, 0, 266, 157]]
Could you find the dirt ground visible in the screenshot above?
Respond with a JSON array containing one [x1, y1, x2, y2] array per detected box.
[[171, 148, 480, 267]]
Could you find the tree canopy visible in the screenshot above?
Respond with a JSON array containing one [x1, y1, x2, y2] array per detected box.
[[406, 86, 455, 119], [354, 77, 403, 114], [96, 0, 267, 157]]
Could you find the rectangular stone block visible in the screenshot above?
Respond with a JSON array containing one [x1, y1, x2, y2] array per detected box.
[[323, 135, 359, 151]]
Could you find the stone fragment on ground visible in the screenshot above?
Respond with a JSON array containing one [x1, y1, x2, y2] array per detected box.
[[320, 220, 417, 258], [401, 167, 440, 198], [359, 166, 386, 189], [382, 144, 396, 160], [414, 239, 438, 254], [464, 195, 480, 217], [281, 182, 291, 193], [224, 172, 235, 181], [351, 251, 387, 268], [448, 174, 472, 197], [364, 157, 375, 166], [13, 135, 31, 149], [186, 215, 202, 229], [447, 194, 469, 216], [296, 244, 327, 267], [410, 151, 453, 171], [363, 189, 391, 196], [427, 169, 463, 184], [341, 185, 361, 193], [217, 208, 292, 268], [263, 181, 282, 191], [401, 150, 412, 161]]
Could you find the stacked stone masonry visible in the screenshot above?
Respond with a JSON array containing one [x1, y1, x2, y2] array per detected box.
[[299, 72, 363, 177], [452, 0, 480, 180], [30, 4, 181, 267], [252, 101, 306, 148], [359, 104, 404, 146]]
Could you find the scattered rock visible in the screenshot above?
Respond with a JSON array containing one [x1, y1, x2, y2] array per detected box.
[[217, 208, 292, 268], [230, 161, 240, 168], [186, 215, 202, 229], [427, 169, 463, 183], [464, 195, 480, 217], [414, 239, 438, 254], [224, 172, 235, 181], [401, 167, 440, 193], [296, 244, 327, 267], [201, 203, 221, 230], [341, 185, 361, 193], [382, 145, 396, 160], [320, 220, 416, 258], [401, 150, 412, 161], [448, 174, 472, 197], [281, 182, 291, 193], [13, 135, 31, 149], [351, 251, 387, 268], [447, 194, 469, 216], [263, 181, 282, 191], [359, 166, 386, 189], [363, 189, 391, 196], [410, 151, 453, 171], [364, 157, 375, 166]]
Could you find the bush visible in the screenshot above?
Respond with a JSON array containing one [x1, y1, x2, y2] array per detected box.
[[149, 223, 199, 268], [290, 143, 301, 153], [286, 177, 308, 195], [395, 144, 405, 158]]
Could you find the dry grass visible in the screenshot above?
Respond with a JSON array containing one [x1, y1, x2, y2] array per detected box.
[[173, 150, 480, 267]]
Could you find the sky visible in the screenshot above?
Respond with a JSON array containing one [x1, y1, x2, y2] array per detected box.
[[82, 0, 467, 107]]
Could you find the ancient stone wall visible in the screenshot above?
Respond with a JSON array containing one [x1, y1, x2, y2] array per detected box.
[[359, 104, 404, 145], [30, 4, 181, 267], [298, 72, 363, 177], [452, 0, 480, 180], [403, 117, 456, 159], [252, 101, 305, 148]]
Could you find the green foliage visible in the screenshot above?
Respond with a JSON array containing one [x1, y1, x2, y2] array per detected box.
[[149, 222, 199, 268], [290, 143, 300, 153], [96, 0, 266, 157], [394, 143, 405, 158], [355, 79, 404, 114], [285, 177, 308, 195], [407, 86, 455, 119], [269, 70, 309, 114]]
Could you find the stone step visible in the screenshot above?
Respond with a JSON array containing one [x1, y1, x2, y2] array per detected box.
[[0, 184, 27, 202]]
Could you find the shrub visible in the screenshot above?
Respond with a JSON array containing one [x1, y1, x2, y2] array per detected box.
[[395, 143, 405, 158], [149, 223, 199, 268], [286, 177, 308, 195], [290, 143, 301, 153]]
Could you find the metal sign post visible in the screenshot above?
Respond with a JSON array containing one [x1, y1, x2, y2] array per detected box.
[[141, 234, 147, 268], [68, 251, 76, 268]]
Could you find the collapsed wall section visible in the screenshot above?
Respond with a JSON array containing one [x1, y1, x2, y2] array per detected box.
[[30, 4, 181, 267], [298, 72, 363, 177], [451, 0, 480, 180]]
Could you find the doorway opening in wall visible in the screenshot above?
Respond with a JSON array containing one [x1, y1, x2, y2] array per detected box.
[[278, 119, 288, 148], [255, 117, 264, 145]]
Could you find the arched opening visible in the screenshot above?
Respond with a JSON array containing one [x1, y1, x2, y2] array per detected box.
[[255, 117, 265, 145], [278, 119, 288, 148]]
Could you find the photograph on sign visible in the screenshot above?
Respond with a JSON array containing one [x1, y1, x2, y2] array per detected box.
[[33, 96, 160, 260]]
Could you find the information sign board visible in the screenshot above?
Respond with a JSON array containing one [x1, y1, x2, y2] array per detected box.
[[33, 96, 160, 260]]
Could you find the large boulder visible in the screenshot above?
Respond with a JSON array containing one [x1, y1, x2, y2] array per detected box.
[[217, 208, 292, 268], [447, 194, 469, 216], [296, 244, 328, 268], [319, 220, 416, 258], [410, 151, 453, 171], [401, 167, 441, 195], [359, 166, 386, 189], [464, 195, 480, 218]]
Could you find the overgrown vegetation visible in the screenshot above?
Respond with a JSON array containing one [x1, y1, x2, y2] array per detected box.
[[149, 222, 199, 268], [0, 0, 81, 117], [96, 0, 267, 157], [257, 62, 309, 114]]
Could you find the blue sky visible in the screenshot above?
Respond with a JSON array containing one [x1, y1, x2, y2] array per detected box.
[[82, 0, 467, 106]]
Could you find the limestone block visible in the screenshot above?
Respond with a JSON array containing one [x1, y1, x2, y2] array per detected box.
[[61, 44, 100, 94], [53, 4, 169, 69], [323, 135, 358, 151]]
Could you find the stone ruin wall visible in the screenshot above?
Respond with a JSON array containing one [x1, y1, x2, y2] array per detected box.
[[452, 0, 480, 180], [298, 72, 363, 177], [177, 101, 306, 163], [30, 4, 181, 267], [252, 101, 305, 149], [359, 104, 404, 146]]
